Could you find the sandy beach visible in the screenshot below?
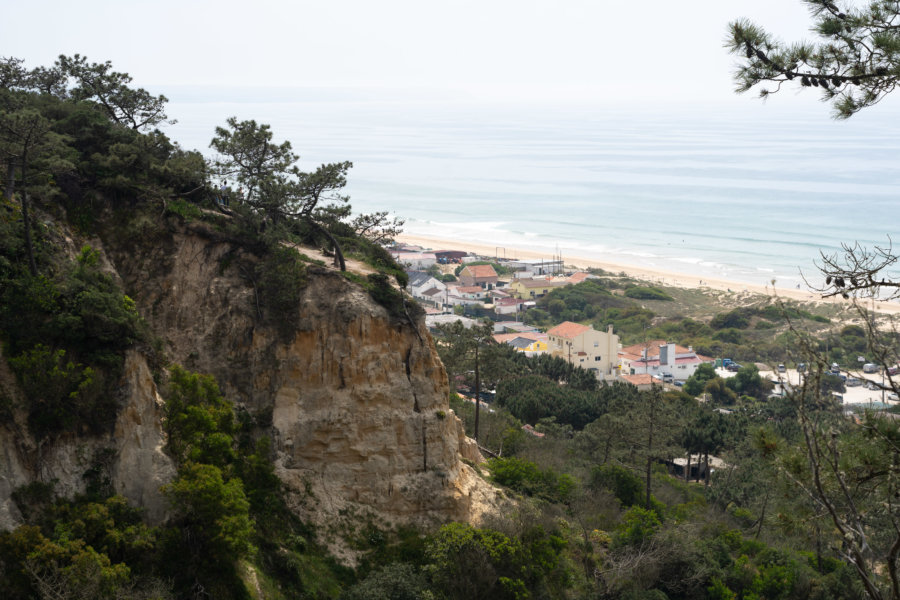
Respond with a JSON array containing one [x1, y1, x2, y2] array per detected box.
[[397, 233, 900, 316]]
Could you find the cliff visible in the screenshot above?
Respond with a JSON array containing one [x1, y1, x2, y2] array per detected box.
[[0, 218, 497, 535]]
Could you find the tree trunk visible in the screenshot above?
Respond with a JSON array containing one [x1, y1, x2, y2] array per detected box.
[[474, 344, 480, 443], [756, 489, 769, 539], [685, 454, 691, 482], [308, 219, 346, 271], [645, 456, 653, 510], [4, 161, 14, 202], [704, 450, 710, 487], [20, 153, 36, 276], [646, 409, 654, 510]]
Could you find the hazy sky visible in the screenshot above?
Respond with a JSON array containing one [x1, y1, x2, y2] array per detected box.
[[4, 1, 827, 108]]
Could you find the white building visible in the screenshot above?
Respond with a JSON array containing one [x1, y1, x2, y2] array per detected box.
[[407, 271, 446, 300], [619, 340, 714, 381], [391, 251, 436, 270]]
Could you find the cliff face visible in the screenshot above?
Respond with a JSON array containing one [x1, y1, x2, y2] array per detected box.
[[110, 228, 495, 526], [0, 350, 175, 528], [0, 221, 496, 531]]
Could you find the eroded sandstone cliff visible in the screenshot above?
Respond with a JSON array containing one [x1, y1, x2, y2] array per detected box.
[[0, 220, 497, 533]]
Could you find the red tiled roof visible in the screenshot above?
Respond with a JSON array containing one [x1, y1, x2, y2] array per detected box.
[[547, 321, 591, 339], [456, 286, 483, 294], [462, 264, 498, 278], [621, 374, 658, 386], [567, 272, 591, 284], [620, 341, 696, 358]]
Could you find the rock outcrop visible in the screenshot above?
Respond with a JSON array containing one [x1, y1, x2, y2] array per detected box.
[[0, 351, 175, 528], [105, 227, 498, 528], [0, 220, 497, 532]]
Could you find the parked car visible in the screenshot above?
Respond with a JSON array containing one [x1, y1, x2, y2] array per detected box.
[[777, 364, 786, 373], [846, 377, 862, 387], [889, 366, 900, 376], [867, 381, 880, 391], [863, 362, 880, 373], [797, 363, 807, 373], [726, 363, 742, 372], [890, 393, 900, 402]]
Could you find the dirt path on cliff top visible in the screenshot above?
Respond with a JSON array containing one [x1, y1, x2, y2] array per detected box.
[[287, 242, 377, 277], [197, 207, 378, 277]]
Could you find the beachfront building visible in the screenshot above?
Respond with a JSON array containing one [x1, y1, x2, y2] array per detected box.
[[619, 340, 714, 381], [391, 251, 437, 270], [505, 258, 564, 277], [546, 321, 620, 379], [508, 277, 569, 299], [457, 264, 499, 289], [433, 250, 467, 263]]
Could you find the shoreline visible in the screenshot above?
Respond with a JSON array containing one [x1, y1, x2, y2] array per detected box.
[[396, 233, 900, 315]]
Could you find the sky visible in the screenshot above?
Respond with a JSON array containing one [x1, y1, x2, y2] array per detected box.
[[3, 0, 830, 109]]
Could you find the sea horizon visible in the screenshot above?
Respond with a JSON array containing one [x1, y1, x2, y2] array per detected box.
[[160, 85, 900, 289]]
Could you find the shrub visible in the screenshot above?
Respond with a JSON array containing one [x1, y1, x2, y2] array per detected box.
[[624, 286, 673, 301], [591, 464, 644, 507], [9, 344, 106, 438], [710, 309, 751, 330], [488, 457, 573, 502], [366, 272, 406, 317], [613, 506, 661, 548]]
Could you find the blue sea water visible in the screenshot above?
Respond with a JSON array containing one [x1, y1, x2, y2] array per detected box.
[[162, 86, 900, 288]]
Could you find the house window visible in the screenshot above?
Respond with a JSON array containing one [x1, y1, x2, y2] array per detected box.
[[595, 356, 602, 361], [594, 341, 599, 347]]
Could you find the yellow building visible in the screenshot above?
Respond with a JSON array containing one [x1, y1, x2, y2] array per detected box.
[[507, 278, 569, 299], [546, 321, 620, 379], [493, 332, 548, 355]]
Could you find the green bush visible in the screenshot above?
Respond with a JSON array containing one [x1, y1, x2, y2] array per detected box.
[[624, 286, 674, 301], [613, 506, 661, 548], [489, 457, 574, 502], [710, 309, 751, 330], [9, 344, 106, 438], [591, 463, 644, 507], [366, 272, 406, 317]]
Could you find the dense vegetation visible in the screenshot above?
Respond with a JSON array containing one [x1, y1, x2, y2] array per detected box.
[[2, 51, 899, 600]]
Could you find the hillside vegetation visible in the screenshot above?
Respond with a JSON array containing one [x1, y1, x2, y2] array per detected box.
[[1, 55, 897, 600]]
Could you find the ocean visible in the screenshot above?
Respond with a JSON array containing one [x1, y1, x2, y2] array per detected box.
[[162, 86, 900, 288]]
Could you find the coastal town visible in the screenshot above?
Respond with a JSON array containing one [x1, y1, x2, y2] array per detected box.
[[393, 241, 899, 406]]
